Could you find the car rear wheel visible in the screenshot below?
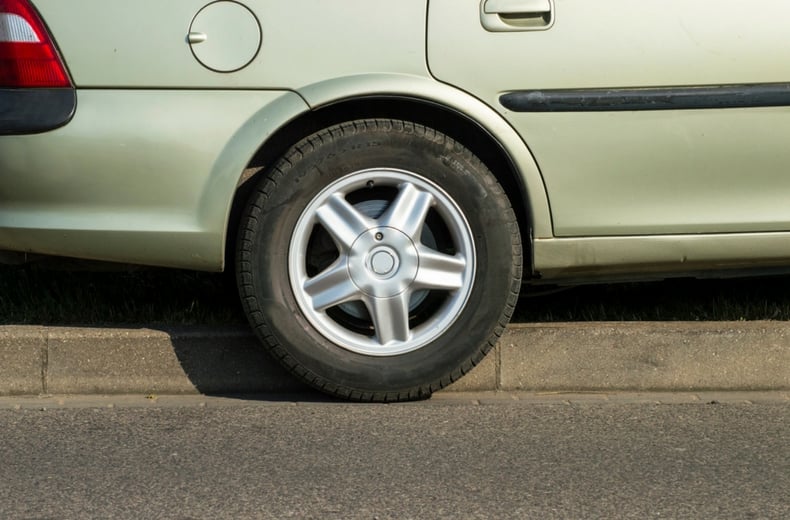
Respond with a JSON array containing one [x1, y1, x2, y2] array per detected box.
[[236, 119, 521, 401]]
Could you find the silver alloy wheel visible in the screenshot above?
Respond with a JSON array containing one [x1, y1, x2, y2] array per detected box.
[[288, 168, 476, 356]]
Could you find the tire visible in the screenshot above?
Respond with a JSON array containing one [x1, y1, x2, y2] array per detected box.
[[236, 119, 522, 402]]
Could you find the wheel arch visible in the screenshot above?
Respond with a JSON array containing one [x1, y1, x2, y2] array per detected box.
[[224, 76, 553, 276]]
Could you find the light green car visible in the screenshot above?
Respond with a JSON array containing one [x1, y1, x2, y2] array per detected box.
[[3, 0, 790, 401]]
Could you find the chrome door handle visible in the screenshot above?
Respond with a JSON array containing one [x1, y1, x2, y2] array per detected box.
[[484, 0, 551, 14], [481, 0, 554, 32]]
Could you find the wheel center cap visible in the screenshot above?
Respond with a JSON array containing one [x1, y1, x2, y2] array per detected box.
[[370, 248, 397, 276], [348, 227, 419, 298]]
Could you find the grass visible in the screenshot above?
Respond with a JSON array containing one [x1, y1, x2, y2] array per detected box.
[[3, 263, 790, 326], [514, 276, 790, 322], [0, 264, 245, 326]]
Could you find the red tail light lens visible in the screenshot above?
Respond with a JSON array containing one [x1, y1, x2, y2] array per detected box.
[[0, 0, 71, 87]]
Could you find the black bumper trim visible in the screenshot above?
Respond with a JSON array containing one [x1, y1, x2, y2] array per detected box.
[[0, 88, 76, 135], [500, 83, 790, 112]]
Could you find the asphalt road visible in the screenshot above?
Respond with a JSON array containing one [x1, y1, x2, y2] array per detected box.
[[0, 394, 788, 519]]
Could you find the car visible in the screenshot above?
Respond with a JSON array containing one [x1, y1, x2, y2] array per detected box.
[[3, 0, 790, 401]]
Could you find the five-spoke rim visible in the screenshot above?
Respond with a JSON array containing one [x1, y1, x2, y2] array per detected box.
[[288, 168, 476, 356]]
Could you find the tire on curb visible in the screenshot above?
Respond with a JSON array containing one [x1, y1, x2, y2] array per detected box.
[[236, 119, 522, 402]]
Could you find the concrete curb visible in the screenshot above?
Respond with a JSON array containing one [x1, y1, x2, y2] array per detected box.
[[1, 322, 789, 395]]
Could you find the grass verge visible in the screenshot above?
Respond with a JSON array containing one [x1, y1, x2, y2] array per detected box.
[[514, 276, 790, 322], [0, 265, 245, 326], [3, 264, 790, 325]]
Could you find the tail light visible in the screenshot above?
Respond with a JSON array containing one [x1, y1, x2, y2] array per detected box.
[[0, 0, 71, 87]]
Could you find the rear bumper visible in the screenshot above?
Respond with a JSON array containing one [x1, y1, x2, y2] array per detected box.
[[0, 88, 76, 135]]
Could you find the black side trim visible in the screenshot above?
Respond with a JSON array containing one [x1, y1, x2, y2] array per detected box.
[[500, 83, 790, 112], [0, 88, 76, 135]]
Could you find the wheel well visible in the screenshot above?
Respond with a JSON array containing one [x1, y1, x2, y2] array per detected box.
[[226, 96, 532, 273]]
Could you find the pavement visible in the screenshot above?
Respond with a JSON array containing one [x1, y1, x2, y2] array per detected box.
[[2, 390, 789, 519], [1, 321, 789, 396]]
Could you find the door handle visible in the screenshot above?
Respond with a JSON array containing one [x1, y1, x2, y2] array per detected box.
[[481, 0, 554, 32], [484, 0, 551, 14]]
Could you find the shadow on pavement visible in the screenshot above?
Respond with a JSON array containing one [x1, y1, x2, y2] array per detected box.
[[165, 327, 314, 396]]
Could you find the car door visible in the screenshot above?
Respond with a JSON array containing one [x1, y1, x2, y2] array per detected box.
[[428, 0, 790, 237]]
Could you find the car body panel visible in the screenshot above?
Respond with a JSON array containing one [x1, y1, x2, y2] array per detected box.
[[428, 0, 790, 236], [430, 0, 790, 90], [2, 0, 790, 281], [0, 72, 558, 269], [31, 0, 429, 88], [507, 108, 790, 236], [0, 89, 307, 269]]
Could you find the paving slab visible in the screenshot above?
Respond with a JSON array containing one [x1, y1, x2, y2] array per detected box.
[[500, 322, 790, 392], [45, 327, 306, 394], [0, 326, 45, 395]]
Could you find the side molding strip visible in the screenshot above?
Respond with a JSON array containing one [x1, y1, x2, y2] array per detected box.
[[500, 83, 790, 112]]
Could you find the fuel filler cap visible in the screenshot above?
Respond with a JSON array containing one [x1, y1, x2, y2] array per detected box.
[[188, 1, 261, 72]]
